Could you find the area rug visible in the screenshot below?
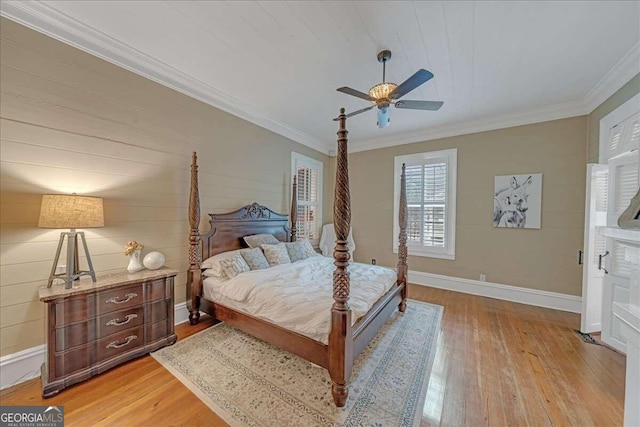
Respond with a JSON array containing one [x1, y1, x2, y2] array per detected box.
[[152, 300, 443, 427]]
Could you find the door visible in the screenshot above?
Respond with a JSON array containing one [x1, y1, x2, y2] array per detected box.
[[580, 164, 608, 333], [601, 152, 639, 353]]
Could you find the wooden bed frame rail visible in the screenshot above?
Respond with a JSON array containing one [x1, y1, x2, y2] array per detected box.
[[186, 108, 408, 407]]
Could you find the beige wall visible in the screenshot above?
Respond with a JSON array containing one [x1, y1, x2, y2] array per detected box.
[[349, 117, 587, 296], [0, 19, 331, 357], [587, 73, 640, 163]]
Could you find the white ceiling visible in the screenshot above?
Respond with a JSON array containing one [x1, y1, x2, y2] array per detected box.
[[2, 1, 639, 154]]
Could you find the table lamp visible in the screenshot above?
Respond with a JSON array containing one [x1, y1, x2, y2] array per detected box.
[[38, 194, 104, 288]]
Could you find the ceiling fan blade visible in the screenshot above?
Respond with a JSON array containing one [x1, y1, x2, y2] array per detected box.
[[389, 69, 434, 99], [394, 100, 443, 111], [332, 105, 375, 121], [337, 86, 375, 102]]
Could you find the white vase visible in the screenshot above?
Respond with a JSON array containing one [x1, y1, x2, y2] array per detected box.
[[127, 249, 144, 273]]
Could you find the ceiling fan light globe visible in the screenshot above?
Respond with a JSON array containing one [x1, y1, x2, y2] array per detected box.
[[377, 106, 390, 129], [369, 82, 398, 102]]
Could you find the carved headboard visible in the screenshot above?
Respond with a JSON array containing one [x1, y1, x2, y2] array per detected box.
[[200, 202, 292, 259]]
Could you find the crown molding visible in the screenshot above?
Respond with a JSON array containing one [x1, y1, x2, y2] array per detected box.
[[583, 42, 640, 113], [0, 1, 332, 155], [347, 100, 587, 153], [1, 1, 637, 156]]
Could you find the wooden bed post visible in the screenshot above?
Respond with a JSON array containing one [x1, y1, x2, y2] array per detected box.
[[187, 152, 202, 325], [397, 163, 408, 312], [329, 108, 353, 407], [290, 175, 297, 242]]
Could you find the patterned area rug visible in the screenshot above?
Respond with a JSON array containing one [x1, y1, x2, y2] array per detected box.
[[152, 300, 443, 427]]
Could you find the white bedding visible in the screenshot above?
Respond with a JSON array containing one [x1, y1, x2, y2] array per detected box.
[[203, 256, 397, 344]]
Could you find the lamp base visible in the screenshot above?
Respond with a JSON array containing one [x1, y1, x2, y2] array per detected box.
[[47, 231, 97, 289]]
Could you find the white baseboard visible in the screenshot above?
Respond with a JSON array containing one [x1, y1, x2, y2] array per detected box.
[[0, 345, 46, 391], [1, 302, 191, 391], [409, 270, 582, 313], [174, 301, 190, 325], [583, 322, 602, 334]]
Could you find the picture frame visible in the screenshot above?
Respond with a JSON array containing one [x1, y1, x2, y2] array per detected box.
[[493, 174, 543, 229]]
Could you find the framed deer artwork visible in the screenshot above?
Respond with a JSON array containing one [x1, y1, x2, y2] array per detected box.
[[493, 173, 542, 229]]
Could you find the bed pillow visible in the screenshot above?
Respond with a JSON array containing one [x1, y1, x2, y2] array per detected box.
[[285, 240, 318, 262], [241, 247, 270, 270], [201, 249, 244, 276], [261, 242, 291, 267], [243, 233, 279, 248], [219, 252, 250, 279], [202, 268, 228, 279]]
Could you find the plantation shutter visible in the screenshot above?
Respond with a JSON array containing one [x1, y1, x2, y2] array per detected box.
[[613, 162, 638, 216], [628, 116, 640, 148], [606, 112, 640, 160], [608, 125, 623, 155], [405, 161, 448, 248], [593, 168, 608, 264], [296, 165, 319, 242], [608, 153, 639, 227]]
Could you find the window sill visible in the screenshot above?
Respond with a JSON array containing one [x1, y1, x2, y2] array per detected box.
[[393, 248, 455, 260]]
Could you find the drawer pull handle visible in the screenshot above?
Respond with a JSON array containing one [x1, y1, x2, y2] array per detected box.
[[106, 293, 137, 304], [106, 314, 137, 327], [106, 335, 137, 349]]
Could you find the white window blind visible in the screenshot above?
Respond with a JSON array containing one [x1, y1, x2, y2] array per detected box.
[[394, 149, 457, 259], [291, 153, 323, 245]]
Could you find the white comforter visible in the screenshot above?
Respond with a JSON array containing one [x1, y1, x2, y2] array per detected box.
[[203, 256, 397, 344]]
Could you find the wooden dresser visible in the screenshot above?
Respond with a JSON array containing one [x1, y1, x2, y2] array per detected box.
[[38, 268, 178, 397]]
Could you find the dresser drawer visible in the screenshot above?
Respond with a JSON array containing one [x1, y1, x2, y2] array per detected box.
[[148, 299, 171, 323], [55, 306, 144, 351], [147, 319, 170, 343], [54, 294, 97, 326], [54, 325, 144, 377], [147, 278, 172, 302], [99, 325, 144, 361], [98, 284, 143, 315]]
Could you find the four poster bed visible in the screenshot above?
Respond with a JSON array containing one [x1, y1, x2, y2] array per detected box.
[[186, 108, 409, 407]]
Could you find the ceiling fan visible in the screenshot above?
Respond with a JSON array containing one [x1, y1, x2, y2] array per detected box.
[[335, 50, 443, 128]]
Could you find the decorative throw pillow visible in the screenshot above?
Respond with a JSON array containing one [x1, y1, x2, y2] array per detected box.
[[243, 233, 279, 248], [219, 253, 250, 279], [241, 247, 270, 270], [261, 242, 292, 267], [201, 249, 244, 276], [284, 240, 318, 262]]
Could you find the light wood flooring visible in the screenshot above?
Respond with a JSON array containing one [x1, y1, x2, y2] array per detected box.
[[0, 285, 625, 426]]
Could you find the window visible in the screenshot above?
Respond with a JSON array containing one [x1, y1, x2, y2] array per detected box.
[[393, 149, 457, 259], [291, 152, 323, 246]]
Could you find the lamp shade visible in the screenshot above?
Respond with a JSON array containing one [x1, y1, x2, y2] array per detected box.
[[38, 194, 104, 229]]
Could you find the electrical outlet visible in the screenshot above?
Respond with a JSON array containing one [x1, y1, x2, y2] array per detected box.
[[371, 259, 376, 265], [479, 274, 486, 282]]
